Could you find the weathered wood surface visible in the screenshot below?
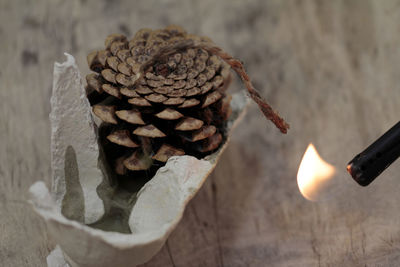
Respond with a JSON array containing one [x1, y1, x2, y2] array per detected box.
[[2, 0, 400, 266]]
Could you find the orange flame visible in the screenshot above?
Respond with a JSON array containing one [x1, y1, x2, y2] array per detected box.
[[297, 143, 336, 201]]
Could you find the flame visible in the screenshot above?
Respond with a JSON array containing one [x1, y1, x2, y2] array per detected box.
[[297, 143, 336, 201]]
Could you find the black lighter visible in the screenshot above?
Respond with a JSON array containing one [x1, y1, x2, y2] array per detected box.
[[347, 121, 400, 186]]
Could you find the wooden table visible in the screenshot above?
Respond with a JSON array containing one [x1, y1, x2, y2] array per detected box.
[[2, 0, 400, 266]]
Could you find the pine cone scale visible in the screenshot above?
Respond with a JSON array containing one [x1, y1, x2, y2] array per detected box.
[[155, 108, 183, 120], [133, 125, 166, 138], [115, 110, 145, 125], [106, 130, 139, 148], [152, 144, 185, 162], [128, 97, 152, 107]]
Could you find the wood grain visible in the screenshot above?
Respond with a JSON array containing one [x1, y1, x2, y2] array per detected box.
[[2, 0, 400, 266]]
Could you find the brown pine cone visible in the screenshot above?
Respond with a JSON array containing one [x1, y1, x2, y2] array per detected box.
[[86, 25, 289, 177]]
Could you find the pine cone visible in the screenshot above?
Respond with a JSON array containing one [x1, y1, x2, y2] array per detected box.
[[86, 25, 289, 177]]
